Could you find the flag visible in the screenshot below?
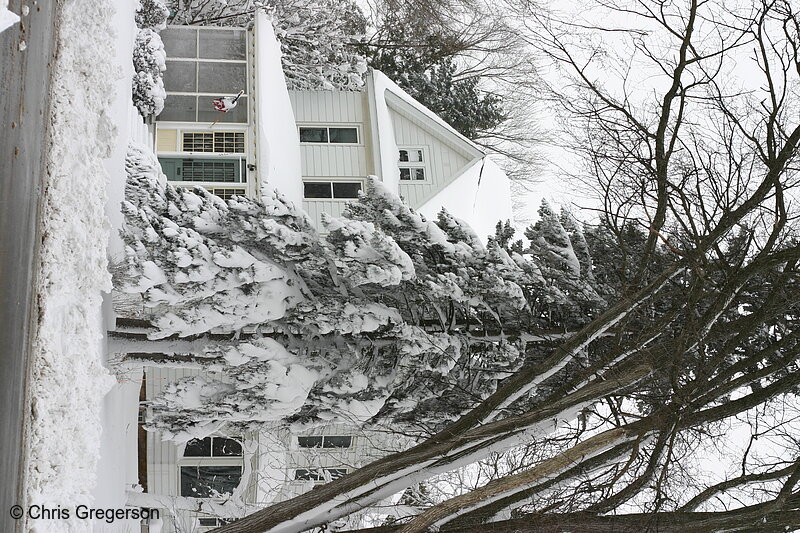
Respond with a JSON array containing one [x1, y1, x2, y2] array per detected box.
[[212, 90, 244, 112]]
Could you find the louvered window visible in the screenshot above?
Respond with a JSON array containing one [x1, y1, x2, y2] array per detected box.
[[183, 132, 245, 153]]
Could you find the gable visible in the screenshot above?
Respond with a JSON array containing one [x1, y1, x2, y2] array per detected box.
[[387, 97, 481, 209]]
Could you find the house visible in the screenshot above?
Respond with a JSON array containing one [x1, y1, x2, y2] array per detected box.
[[141, 12, 512, 533]]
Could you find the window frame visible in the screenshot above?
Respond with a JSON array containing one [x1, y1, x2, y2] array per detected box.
[[298, 124, 361, 145], [302, 179, 364, 201], [159, 26, 249, 124], [178, 436, 245, 500], [294, 468, 349, 483], [398, 146, 429, 183]]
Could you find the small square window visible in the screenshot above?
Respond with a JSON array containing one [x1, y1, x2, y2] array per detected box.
[[298, 436, 324, 448], [323, 436, 352, 448], [304, 182, 333, 198], [299, 128, 329, 143], [332, 182, 361, 199], [328, 127, 358, 144], [400, 168, 411, 181]]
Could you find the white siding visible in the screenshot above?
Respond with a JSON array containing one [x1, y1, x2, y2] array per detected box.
[[302, 199, 352, 230], [289, 91, 367, 123], [300, 145, 368, 177], [390, 109, 472, 209]]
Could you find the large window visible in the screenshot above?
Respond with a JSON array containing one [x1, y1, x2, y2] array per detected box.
[[297, 436, 353, 449], [299, 126, 359, 144], [180, 437, 243, 498], [303, 181, 362, 199], [399, 147, 427, 181], [159, 27, 248, 124]]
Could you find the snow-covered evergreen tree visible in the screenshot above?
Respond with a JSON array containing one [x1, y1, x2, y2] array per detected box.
[[115, 146, 603, 440], [132, 0, 168, 117]]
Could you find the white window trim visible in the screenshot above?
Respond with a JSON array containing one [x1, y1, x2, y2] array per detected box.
[[302, 178, 365, 201], [398, 146, 429, 183], [297, 124, 362, 146]]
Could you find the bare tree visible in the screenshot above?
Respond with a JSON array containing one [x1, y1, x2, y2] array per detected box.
[[204, 1, 800, 532]]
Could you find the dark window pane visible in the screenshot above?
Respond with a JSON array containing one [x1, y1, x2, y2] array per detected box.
[[399, 168, 411, 181], [182, 159, 240, 182], [180, 466, 242, 498], [160, 95, 197, 122], [184, 437, 212, 457], [211, 188, 246, 200], [164, 61, 197, 92], [198, 62, 247, 94], [413, 168, 426, 180], [323, 436, 352, 448], [329, 128, 358, 143], [304, 182, 332, 198], [199, 29, 246, 60], [295, 469, 323, 481], [327, 469, 347, 480], [399, 150, 408, 162], [198, 96, 248, 123], [415, 150, 424, 162], [298, 436, 323, 448], [161, 27, 197, 58], [332, 182, 361, 199], [212, 437, 243, 457], [299, 127, 328, 143]]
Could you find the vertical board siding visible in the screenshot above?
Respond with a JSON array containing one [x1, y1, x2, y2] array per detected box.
[[391, 110, 472, 209], [300, 146, 367, 177], [288, 90, 366, 123]]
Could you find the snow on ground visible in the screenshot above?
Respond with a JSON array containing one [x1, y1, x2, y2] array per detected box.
[[24, 0, 119, 532], [0, 0, 19, 33]]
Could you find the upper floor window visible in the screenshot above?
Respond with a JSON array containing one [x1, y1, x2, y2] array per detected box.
[[299, 126, 359, 144], [159, 27, 248, 123], [297, 436, 353, 448], [399, 147, 427, 181]]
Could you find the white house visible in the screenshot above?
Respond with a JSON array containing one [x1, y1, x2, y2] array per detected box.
[[141, 13, 513, 533]]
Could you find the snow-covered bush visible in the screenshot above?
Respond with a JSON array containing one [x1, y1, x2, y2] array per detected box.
[[132, 0, 168, 118], [132, 28, 167, 117], [116, 143, 605, 440], [135, 0, 169, 30]]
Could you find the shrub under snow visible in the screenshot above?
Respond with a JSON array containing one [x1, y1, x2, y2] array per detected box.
[[132, 0, 168, 118]]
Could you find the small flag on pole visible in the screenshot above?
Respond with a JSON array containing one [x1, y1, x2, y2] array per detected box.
[[212, 90, 244, 112]]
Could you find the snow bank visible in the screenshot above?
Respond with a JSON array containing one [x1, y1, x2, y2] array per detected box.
[[417, 157, 513, 243], [254, 10, 303, 205], [25, 0, 118, 532], [0, 0, 19, 33]]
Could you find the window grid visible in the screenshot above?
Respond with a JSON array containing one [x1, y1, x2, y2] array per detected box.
[[298, 435, 353, 449], [183, 160, 238, 182], [398, 147, 428, 181], [211, 188, 246, 200], [181, 132, 245, 153]]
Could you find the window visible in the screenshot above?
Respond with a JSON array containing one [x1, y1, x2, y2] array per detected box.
[[182, 131, 245, 153], [294, 468, 348, 482], [198, 517, 235, 527], [299, 126, 359, 144], [158, 158, 246, 183], [303, 181, 362, 199], [211, 188, 246, 200], [399, 147, 428, 181], [180, 436, 243, 498], [298, 436, 353, 449], [158, 27, 248, 124], [181, 466, 242, 498], [184, 437, 243, 457]]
